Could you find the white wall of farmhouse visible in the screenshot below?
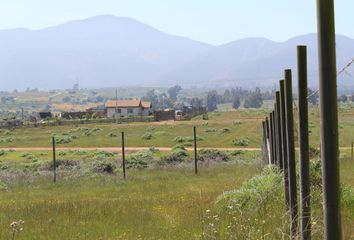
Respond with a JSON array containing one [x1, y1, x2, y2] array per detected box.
[[107, 107, 143, 118]]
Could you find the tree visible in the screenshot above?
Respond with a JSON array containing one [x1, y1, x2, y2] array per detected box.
[[243, 87, 263, 108], [167, 85, 182, 101], [223, 89, 232, 103], [308, 88, 319, 105], [142, 89, 159, 110], [232, 95, 241, 109], [190, 97, 204, 108], [206, 90, 218, 112], [338, 94, 348, 103]]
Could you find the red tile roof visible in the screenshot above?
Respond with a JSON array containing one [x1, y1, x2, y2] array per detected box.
[[142, 101, 152, 109], [105, 100, 142, 108]]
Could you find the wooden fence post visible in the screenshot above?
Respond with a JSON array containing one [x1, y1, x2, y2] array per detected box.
[[194, 126, 198, 174], [269, 113, 274, 165], [285, 69, 298, 237], [121, 132, 126, 179], [297, 45, 311, 240], [272, 110, 277, 165], [316, 0, 341, 238], [52, 137, 56, 183], [276, 91, 283, 170], [280, 79, 290, 207], [265, 117, 271, 164]]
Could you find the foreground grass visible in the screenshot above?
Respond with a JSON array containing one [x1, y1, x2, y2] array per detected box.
[[0, 164, 260, 240]]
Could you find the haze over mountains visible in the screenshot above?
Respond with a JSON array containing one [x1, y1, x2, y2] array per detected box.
[[0, 15, 353, 90]]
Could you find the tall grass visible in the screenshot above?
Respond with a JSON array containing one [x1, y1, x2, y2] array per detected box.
[[0, 164, 259, 239]]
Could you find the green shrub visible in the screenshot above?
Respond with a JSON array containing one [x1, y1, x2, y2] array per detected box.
[[126, 150, 153, 169], [91, 159, 117, 174], [172, 144, 187, 151], [148, 147, 160, 153], [91, 151, 115, 159], [0, 150, 7, 156], [159, 149, 188, 165], [142, 132, 153, 140], [49, 159, 79, 170], [174, 136, 203, 143], [232, 137, 250, 146], [146, 126, 155, 131], [198, 149, 229, 162], [108, 132, 117, 137], [58, 151, 67, 156], [54, 135, 73, 144]]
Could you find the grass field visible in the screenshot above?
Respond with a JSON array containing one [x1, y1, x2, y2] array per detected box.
[[1, 108, 354, 239], [1, 105, 354, 149], [0, 163, 260, 240]]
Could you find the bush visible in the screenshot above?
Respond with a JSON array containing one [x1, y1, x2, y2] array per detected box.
[[91, 151, 115, 159], [142, 132, 153, 140], [54, 135, 73, 144], [202, 167, 283, 239], [49, 159, 79, 170], [92, 159, 116, 174], [108, 132, 117, 137], [174, 136, 203, 143], [126, 150, 153, 169], [198, 149, 229, 162], [0, 150, 7, 156], [219, 128, 232, 134], [232, 137, 250, 146], [159, 149, 188, 165]]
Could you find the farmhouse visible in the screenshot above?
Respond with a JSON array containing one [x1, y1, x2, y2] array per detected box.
[[105, 99, 152, 118]]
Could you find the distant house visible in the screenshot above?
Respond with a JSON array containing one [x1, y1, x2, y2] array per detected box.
[[105, 100, 152, 118]]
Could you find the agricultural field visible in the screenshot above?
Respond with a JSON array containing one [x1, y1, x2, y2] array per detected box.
[[1, 105, 354, 149], [0, 108, 353, 239]]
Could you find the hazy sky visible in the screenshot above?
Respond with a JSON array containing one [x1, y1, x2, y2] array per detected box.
[[1, 0, 353, 45]]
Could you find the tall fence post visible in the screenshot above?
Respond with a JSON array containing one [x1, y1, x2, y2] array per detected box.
[[280, 79, 290, 207], [269, 113, 275, 164], [265, 117, 271, 164], [194, 126, 198, 174], [52, 137, 56, 183], [351, 141, 353, 159], [316, 0, 341, 238], [262, 121, 268, 164], [272, 111, 277, 165], [297, 45, 311, 240], [276, 91, 283, 170], [274, 105, 279, 168], [285, 69, 298, 237], [121, 132, 126, 179]]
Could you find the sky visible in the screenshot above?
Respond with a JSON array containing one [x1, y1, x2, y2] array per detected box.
[[0, 0, 353, 45]]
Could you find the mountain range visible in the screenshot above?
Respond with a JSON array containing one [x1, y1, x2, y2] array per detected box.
[[0, 15, 353, 90]]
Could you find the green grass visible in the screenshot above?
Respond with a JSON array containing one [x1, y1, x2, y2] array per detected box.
[[2, 105, 354, 149], [0, 164, 260, 240]]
